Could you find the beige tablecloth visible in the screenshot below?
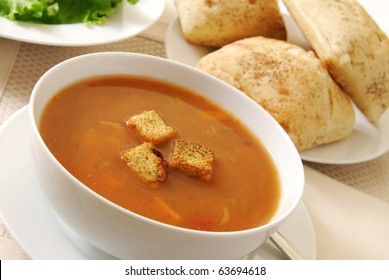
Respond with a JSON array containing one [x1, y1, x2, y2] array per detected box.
[[1, 0, 389, 260]]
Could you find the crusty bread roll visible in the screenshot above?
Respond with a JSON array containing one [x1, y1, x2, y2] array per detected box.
[[196, 36, 355, 151], [174, 0, 286, 47], [283, 0, 389, 124]]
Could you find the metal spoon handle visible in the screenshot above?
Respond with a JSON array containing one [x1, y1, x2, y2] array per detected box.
[[269, 231, 305, 260]]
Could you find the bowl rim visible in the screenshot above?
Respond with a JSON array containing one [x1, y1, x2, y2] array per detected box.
[[29, 51, 304, 237]]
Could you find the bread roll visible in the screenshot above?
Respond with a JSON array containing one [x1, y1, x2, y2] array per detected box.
[[174, 0, 286, 47], [283, 0, 389, 124], [196, 36, 355, 151]]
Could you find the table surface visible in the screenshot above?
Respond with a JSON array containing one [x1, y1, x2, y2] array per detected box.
[[1, 1, 389, 260]]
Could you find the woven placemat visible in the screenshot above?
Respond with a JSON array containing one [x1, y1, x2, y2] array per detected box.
[[305, 155, 389, 203]]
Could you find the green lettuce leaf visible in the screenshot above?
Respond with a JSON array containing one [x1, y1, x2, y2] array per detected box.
[[0, 0, 140, 24]]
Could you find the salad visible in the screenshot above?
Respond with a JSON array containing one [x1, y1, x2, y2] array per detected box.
[[0, 0, 140, 24]]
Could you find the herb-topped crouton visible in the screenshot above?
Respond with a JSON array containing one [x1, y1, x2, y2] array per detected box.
[[121, 142, 168, 186], [170, 139, 215, 181], [126, 110, 176, 144]]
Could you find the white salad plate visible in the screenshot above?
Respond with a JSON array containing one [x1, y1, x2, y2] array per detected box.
[[165, 0, 389, 165], [0, 0, 165, 46], [0, 106, 316, 260]]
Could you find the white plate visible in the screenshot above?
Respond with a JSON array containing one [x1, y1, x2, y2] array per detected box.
[[165, 0, 389, 164], [0, 0, 165, 46], [0, 106, 316, 260]]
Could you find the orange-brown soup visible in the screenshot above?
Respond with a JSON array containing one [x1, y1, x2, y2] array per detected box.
[[39, 75, 281, 232]]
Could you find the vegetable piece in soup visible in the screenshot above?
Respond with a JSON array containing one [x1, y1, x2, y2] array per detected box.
[[39, 75, 281, 232]]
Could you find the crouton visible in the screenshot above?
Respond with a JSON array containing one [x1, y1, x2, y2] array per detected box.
[[170, 139, 215, 181], [126, 110, 176, 144], [121, 142, 168, 185]]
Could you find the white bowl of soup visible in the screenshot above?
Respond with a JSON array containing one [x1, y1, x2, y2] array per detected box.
[[29, 52, 304, 259]]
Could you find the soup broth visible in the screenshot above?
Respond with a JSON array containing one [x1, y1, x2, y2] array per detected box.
[[39, 75, 281, 232]]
